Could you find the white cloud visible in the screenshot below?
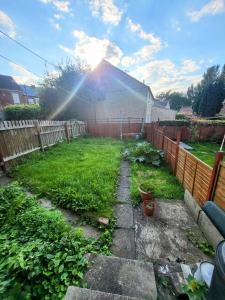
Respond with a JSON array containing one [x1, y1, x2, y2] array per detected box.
[[0, 10, 16, 38], [40, 0, 71, 13], [188, 0, 225, 22], [54, 13, 64, 19], [49, 18, 61, 30], [120, 18, 163, 67], [9, 63, 40, 85], [171, 20, 181, 32], [60, 30, 123, 68], [88, 0, 123, 26], [130, 59, 201, 94]]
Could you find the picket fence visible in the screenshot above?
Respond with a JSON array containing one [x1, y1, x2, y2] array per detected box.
[[145, 123, 225, 211], [0, 120, 86, 169]]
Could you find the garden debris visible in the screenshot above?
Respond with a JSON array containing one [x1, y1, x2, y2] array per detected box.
[[98, 217, 109, 225]]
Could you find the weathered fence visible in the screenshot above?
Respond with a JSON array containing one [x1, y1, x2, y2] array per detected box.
[[87, 118, 143, 138], [145, 123, 225, 210], [0, 120, 86, 169]]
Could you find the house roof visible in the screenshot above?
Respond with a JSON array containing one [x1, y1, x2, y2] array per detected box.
[[19, 85, 39, 97], [0, 74, 22, 92], [179, 106, 193, 115], [91, 60, 154, 99], [153, 99, 170, 109], [220, 103, 225, 115]]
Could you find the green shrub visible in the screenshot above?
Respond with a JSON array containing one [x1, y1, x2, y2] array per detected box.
[[4, 104, 40, 120], [0, 183, 115, 299], [124, 142, 163, 166], [159, 120, 190, 126], [176, 113, 189, 120]]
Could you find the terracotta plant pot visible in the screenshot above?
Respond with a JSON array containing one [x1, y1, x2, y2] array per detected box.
[[138, 186, 153, 202], [143, 200, 155, 216]]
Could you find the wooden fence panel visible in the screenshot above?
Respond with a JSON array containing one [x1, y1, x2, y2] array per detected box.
[[176, 147, 212, 207], [0, 120, 86, 167], [213, 162, 225, 210], [163, 136, 177, 172]]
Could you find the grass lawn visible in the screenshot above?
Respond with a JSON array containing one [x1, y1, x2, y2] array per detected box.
[[12, 137, 122, 218], [188, 142, 224, 167], [130, 162, 184, 205]]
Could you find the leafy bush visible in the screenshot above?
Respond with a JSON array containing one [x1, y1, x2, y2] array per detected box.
[[176, 113, 189, 120], [124, 142, 163, 166], [0, 183, 115, 299], [182, 275, 208, 300], [159, 120, 190, 126], [4, 104, 40, 120]]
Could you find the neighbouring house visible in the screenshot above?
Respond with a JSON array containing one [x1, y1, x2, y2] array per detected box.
[[179, 106, 193, 116], [0, 75, 26, 109], [19, 84, 39, 104], [74, 60, 176, 122]]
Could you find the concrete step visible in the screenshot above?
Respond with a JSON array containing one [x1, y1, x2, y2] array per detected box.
[[84, 255, 157, 300], [65, 287, 142, 300]]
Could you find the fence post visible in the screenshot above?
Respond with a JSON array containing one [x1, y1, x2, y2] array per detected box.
[[64, 122, 70, 143], [0, 136, 6, 173], [174, 130, 181, 175], [206, 151, 224, 201], [34, 121, 44, 152]]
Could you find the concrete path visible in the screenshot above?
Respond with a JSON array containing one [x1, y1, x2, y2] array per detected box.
[[111, 161, 136, 259]]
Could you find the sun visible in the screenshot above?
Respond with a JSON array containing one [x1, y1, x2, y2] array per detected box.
[[83, 41, 105, 70]]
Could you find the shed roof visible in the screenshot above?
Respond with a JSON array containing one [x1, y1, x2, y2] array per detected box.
[[19, 85, 39, 97]]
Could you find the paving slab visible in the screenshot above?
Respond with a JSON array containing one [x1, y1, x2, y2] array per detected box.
[[120, 167, 130, 177], [111, 229, 136, 259], [0, 175, 12, 186], [134, 200, 212, 264], [84, 255, 157, 299], [118, 175, 130, 187], [64, 287, 141, 300], [117, 185, 130, 202], [115, 204, 134, 228]]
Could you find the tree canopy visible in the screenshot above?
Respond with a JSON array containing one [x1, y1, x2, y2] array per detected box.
[[39, 61, 104, 120], [156, 91, 191, 111], [188, 65, 225, 117]]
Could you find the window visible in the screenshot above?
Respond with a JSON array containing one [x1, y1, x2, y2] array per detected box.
[[12, 92, 20, 104], [28, 98, 34, 104]]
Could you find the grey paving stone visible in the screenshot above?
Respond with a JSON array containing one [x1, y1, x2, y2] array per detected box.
[[64, 287, 141, 300], [134, 201, 213, 263], [117, 185, 130, 202], [0, 175, 12, 186], [111, 229, 136, 259], [115, 204, 133, 228], [84, 255, 157, 299], [120, 167, 130, 177]]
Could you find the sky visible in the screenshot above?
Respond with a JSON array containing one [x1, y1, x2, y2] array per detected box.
[[0, 0, 225, 95]]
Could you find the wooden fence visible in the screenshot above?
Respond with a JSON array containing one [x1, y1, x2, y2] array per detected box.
[[0, 120, 86, 170], [87, 118, 143, 138], [145, 123, 225, 210]]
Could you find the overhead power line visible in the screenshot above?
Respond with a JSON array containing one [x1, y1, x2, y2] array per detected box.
[[0, 29, 56, 68]]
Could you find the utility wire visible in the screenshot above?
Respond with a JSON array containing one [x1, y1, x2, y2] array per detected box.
[[0, 53, 42, 78], [0, 53, 90, 102], [0, 29, 56, 68]]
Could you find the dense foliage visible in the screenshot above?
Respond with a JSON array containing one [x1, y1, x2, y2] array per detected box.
[[4, 104, 40, 120], [12, 138, 122, 217], [159, 120, 190, 126], [39, 62, 104, 120], [156, 91, 191, 111], [0, 183, 105, 299], [188, 65, 225, 117], [124, 142, 163, 166]]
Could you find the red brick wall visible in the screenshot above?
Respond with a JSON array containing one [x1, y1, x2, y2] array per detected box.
[[0, 90, 27, 108]]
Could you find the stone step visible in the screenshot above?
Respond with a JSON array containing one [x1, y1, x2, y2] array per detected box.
[[84, 255, 157, 300], [65, 287, 142, 300]]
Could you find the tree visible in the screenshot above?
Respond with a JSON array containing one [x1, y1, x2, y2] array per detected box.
[[190, 65, 225, 117], [39, 61, 104, 120], [156, 91, 191, 111]]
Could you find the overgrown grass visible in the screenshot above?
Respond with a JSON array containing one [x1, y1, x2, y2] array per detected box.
[[0, 183, 115, 299], [188, 142, 224, 166], [12, 137, 122, 218], [130, 162, 184, 206]]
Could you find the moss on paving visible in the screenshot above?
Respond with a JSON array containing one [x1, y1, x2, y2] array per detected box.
[[188, 142, 224, 167], [130, 162, 184, 206], [12, 137, 122, 218]]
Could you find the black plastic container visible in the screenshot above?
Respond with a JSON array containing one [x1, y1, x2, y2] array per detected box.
[[207, 240, 225, 300]]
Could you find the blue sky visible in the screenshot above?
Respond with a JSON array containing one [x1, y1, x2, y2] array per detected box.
[[0, 0, 225, 95]]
